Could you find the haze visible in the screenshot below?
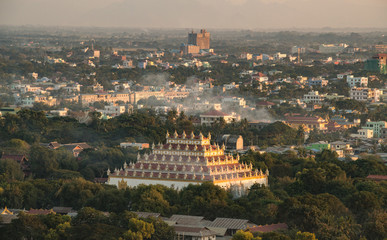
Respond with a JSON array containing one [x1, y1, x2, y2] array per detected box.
[[1, 0, 387, 29]]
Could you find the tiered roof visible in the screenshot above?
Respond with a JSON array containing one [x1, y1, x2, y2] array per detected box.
[[108, 131, 268, 183]]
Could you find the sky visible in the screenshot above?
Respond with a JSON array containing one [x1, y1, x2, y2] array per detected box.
[[1, 0, 387, 29]]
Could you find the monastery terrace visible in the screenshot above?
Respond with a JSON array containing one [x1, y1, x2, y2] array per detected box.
[[108, 131, 268, 197]]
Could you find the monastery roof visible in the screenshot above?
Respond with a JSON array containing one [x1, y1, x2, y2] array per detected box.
[[26, 209, 55, 215]]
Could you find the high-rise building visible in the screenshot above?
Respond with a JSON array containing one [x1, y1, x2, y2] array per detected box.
[[188, 29, 210, 50], [107, 131, 268, 197]]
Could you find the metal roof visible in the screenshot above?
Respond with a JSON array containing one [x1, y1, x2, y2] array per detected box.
[[206, 218, 251, 230]]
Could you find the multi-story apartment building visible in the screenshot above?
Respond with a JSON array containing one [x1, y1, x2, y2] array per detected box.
[[350, 87, 380, 102], [188, 29, 210, 49], [303, 91, 325, 104], [80, 93, 130, 106], [346, 76, 368, 87], [364, 120, 387, 138]]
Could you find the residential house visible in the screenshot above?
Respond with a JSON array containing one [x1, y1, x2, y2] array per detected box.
[[200, 109, 240, 126]]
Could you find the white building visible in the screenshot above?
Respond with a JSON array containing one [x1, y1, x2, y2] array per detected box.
[[350, 128, 374, 139], [99, 105, 126, 117], [223, 82, 239, 90], [303, 91, 325, 104], [350, 87, 380, 102], [346, 76, 368, 87], [319, 44, 348, 53], [50, 108, 69, 117], [200, 109, 240, 126], [108, 132, 268, 197], [221, 97, 246, 107], [273, 52, 287, 60]]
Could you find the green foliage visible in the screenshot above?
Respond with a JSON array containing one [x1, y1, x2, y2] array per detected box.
[[232, 230, 261, 240], [295, 231, 317, 240], [0, 158, 25, 181]]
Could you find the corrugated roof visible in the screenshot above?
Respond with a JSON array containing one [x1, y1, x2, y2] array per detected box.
[[169, 215, 204, 225], [134, 212, 161, 218], [174, 226, 216, 237], [207, 218, 251, 230]]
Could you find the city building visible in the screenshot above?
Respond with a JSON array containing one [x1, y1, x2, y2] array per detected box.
[[80, 93, 130, 106], [273, 52, 287, 60], [285, 115, 327, 132], [365, 53, 387, 74], [200, 109, 240, 126], [307, 77, 328, 87], [99, 105, 126, 117], [381, 128, 387, 139], [306, 142, 330, 152], [180, 44, 200, 55], [188, 29, 210, 49], [303, 91, 325, 104], [350, 87, 381, 102], [129, 91, 165, 104], [215, 135, 244, 151], [318, 44, 348, 53], [329, 141, 353, 158], [291, 46, 306, 54], [346, 76, 368, 87], [350, 128, 374, 139], [221, 97, 246, 108], [120, 142, 150, 150], [107, 131, 268, 197], [364, 120, 387, 138]]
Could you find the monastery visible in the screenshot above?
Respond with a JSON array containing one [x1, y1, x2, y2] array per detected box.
[[107, 131, 268, 197]]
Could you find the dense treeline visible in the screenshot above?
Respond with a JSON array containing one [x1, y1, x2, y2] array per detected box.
[[0, 152, 386, 239], [0, 109, 386, 239], [0, 207, 175, 240]]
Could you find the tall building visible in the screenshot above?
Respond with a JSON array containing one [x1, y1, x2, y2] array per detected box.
[[107, 131, 268, 197], [365, 53, 387, 74], [188, 29, 210, 49]]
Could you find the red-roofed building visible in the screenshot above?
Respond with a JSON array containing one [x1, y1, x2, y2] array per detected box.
[[256, 101, 276, 109], [285, 115, 327, 132]]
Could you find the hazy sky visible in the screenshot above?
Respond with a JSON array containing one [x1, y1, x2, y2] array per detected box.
[[1, 0, 386, 29]]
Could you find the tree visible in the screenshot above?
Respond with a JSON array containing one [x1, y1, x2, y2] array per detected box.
[[0, 158, 24, 181], [122, 218, 155, 240], [315, 149, 338, 162], [295, 231, 317, 240], [232, 230, 261, 240], [29, 145, 58, 178]]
